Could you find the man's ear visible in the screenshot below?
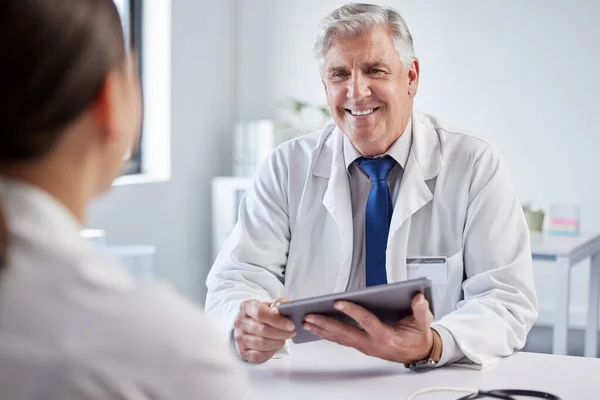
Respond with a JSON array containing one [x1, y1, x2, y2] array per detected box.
[[408, 58, 420, 97]]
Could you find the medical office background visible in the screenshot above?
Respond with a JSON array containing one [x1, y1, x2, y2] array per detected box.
[[87, 0, 600, 356]]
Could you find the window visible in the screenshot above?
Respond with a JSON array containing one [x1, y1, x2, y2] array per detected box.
[[115, 0, 144, 176], [112, 0, 172, 185]]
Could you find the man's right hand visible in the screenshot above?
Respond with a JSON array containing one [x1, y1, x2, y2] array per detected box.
[[233, 298, 296, 364]]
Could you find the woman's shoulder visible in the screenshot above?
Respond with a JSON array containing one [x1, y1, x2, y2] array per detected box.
[[3, 240, 248, 398]]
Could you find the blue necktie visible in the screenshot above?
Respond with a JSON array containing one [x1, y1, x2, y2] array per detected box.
[[357, 157, 396, 287]]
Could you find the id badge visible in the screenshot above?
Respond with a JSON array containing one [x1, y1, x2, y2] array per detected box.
[[406, 257, 448, 285]]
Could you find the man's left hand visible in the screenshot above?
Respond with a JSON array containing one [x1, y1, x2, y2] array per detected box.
[[303, 293, 436, 364]]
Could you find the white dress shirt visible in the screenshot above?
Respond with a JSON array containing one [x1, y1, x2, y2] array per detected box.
[[343, 119, 411, 290]]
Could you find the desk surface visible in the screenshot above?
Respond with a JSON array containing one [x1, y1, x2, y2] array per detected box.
[[246, 341, 600, 399], [530, 232, 600, 258]]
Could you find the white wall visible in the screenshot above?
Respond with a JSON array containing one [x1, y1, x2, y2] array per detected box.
[[236, 0, 600, 324], [86, 0, 600, 320], [88, 0, 236, 303]]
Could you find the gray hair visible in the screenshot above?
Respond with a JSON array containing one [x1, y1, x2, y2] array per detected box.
[[314, 3, 416, 75]]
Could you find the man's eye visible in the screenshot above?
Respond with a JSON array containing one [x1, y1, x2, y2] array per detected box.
[[333, 72, 348, 78], [368, 68, 382, 74]]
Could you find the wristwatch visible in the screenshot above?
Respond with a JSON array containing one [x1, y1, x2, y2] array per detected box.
[[405, 329, 442, 372], [406, 358, 437, 371]]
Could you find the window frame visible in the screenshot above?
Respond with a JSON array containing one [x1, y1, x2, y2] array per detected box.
[[120, 0, 144, 176]]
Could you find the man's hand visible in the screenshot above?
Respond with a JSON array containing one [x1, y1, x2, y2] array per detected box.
[[233, 298, 296, 364], [303, 293, 437, 364]]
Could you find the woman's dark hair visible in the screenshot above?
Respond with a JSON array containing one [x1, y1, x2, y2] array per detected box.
[[0, 0, 127, 271]]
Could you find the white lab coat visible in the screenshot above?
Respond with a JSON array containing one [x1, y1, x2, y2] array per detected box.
[[0, 178, 248, 400], [206, 111, 538, 367]]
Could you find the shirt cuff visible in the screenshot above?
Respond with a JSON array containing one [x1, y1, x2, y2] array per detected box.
[[431, 325, 466, 367]]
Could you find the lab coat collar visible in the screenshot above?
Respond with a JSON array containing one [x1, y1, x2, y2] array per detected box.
[[314, 125, 354, 291], [388, 111, 443, 234], [410, 111, 443, 181]]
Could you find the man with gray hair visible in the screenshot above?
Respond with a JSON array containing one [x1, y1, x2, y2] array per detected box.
[[206, 3, 537, 370]]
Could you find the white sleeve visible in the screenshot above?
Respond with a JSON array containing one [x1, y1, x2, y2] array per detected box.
[[205, 147, 291, 339], [148, 286, 252, 400], [431, 145, 538, 368], [432, 325, 466, 367]]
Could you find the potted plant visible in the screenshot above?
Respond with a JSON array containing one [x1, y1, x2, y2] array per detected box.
[[275, 98, 332, 143]]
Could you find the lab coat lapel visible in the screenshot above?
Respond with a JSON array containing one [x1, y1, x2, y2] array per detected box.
[[386, 112, 443, 282], [313, 127, 354, 292]]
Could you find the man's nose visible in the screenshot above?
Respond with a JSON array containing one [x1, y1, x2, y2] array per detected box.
[[346, 73, 371, 100]]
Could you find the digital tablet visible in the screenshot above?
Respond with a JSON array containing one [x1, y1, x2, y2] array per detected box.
[[277, 277, 433, 344]]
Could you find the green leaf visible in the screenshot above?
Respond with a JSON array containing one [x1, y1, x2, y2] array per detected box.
[[293, 101, 308, 113], [318, 106, 331, 117]]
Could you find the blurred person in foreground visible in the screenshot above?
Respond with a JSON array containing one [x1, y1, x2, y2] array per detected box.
[[0, 1, 247, 398]]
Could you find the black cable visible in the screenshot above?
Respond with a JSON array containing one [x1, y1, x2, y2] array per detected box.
[[458, 391, 514, 400], [457, 389, 562, 400]]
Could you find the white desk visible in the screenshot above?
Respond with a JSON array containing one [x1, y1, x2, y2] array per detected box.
[[101, 245, 156, 282], [246, 341, 600, 399], [531, 232, 600, 357]]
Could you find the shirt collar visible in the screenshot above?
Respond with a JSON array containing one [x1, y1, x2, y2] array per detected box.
[[343, 118, 413, 171]]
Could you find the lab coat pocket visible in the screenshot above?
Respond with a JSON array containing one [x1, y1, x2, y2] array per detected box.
[[445, 250, 464, 288], [406, 257, 448, 285], [433, 250, 464, 319], [405, 250, 463, 318]]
